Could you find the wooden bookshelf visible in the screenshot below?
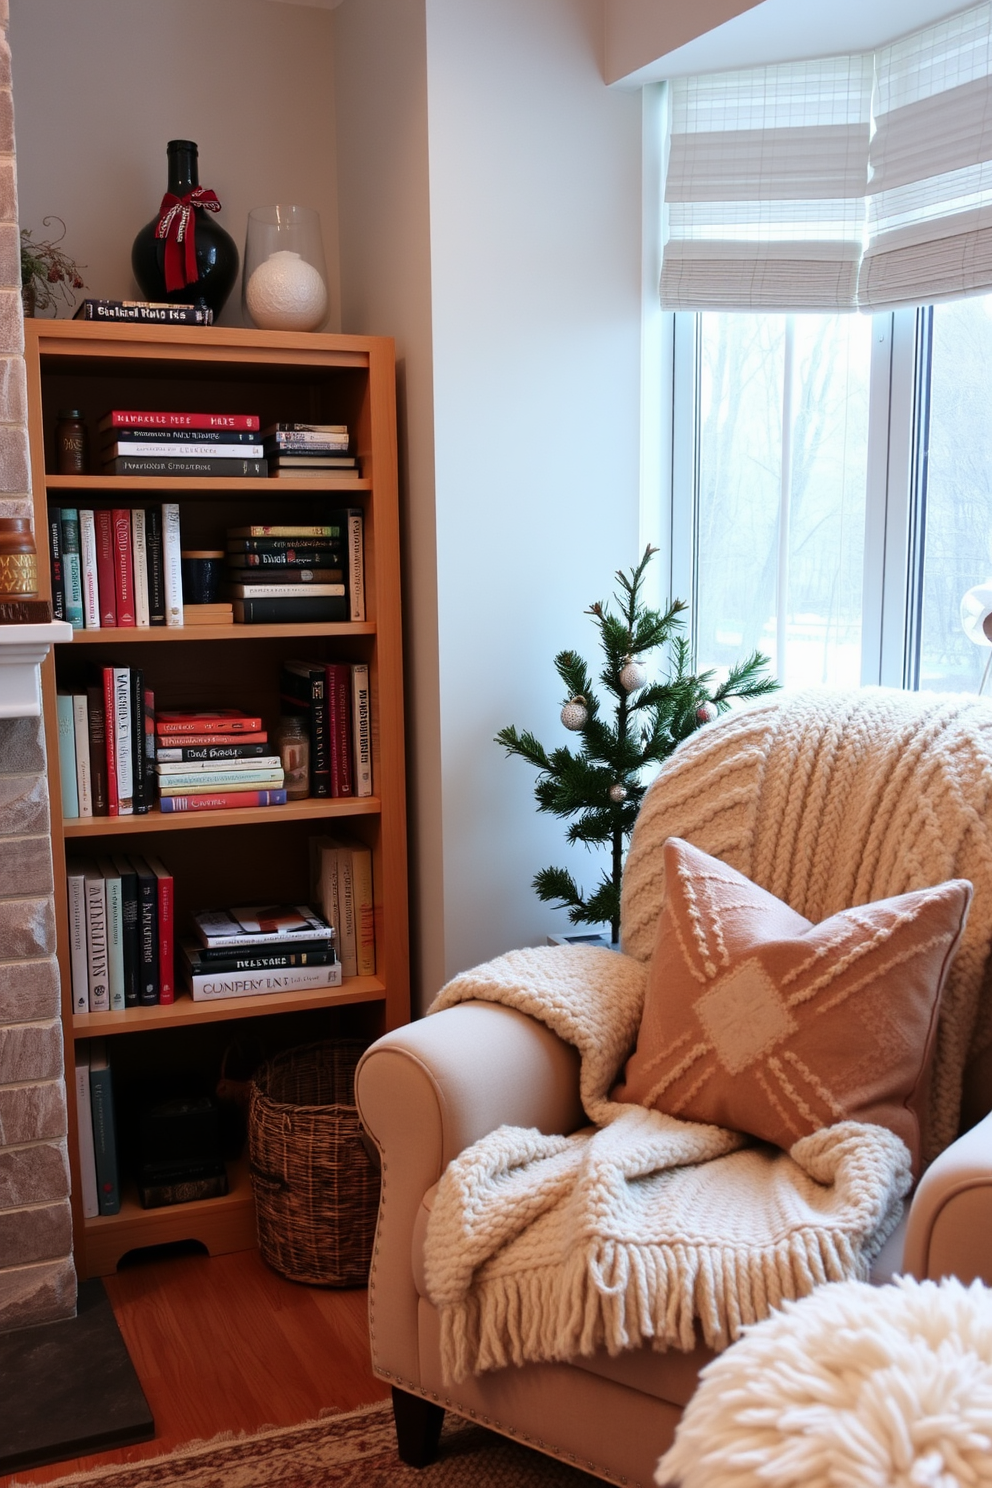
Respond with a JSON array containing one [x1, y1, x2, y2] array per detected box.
[[25, 321, 409, 1278]]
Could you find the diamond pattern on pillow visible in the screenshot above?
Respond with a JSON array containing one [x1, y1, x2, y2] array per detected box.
[[613, 838, 972, 1175]]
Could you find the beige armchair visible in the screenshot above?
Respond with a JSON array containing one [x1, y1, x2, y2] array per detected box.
[[356, 691, 992, 1487]]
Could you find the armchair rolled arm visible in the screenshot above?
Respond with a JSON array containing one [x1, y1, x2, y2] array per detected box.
[[902, 1107, 992, 1284], [355, 1000, 584, 1386]]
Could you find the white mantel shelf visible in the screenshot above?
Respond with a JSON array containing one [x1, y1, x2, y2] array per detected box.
[[0, 621, 73, 718]]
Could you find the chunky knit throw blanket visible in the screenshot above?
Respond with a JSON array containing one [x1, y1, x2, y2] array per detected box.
[[424, 690, 992, 1384]]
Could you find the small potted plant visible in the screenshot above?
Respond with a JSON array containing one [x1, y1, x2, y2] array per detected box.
[[20, 218, 85, 317]]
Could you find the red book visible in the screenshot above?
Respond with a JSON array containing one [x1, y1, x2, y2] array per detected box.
[[325, 663, 353, 797], [155, 730, 268, 750], [99, 411, 260, 432], [145, 855, 174, 1003], [102, 666, 118, 817], [155, 710, 264, 736], [158, 789, 287, 813], [112, 509, 136, 626], [94, 509, 117, 626]]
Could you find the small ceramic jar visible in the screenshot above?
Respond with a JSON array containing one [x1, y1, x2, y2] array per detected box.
[[0, 518, 39, 596]]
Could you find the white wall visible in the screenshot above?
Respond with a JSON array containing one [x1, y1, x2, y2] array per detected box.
[[335, 0, 644, 1003], [10, 0, 339, 328]]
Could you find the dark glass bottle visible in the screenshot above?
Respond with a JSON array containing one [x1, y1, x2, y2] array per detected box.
[[131, 140, 239, 315]]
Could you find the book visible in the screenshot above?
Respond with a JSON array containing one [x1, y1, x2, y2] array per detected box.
[[263, 431, 349, 445], [281, 659, 329, 797], [59, 508, 84, 629], [56, 693, 79, 819], [66, 860, 89, 1014], [140, 1172, 229, 1207], [182, 603, 234, 625], [83, 859, 110, 1013], [86, 681, 109, 816], [184, 961, 342, 1002], [325, 662, 354, 797], [340, 507, 365, 622], [266, 455, 358, 468], [153, 729, 269, 748], [351, 663, 373, 797], [131, 507, 150, 627], [102, 456, 267, 478], [94, 508, 117, 626], [156, 710, 264, 735], [351, 841, 376, 976], [102, 665, 118, 816], [130, 669, 149, 815], [260, 422, 348, 436], [226, 548, 344, 568], [79, 508, 100, 628], [99, 410, 261, 432], [145, 856, 175, 1004], [146, 505, 166, 625], [101, 427, 261, 446], [267, 468, 363, 481], [226, 582, 345, 600], [162, 502, 184, 627], [226, 563, 344, 582], [113, 665, 133, 815], [193, 903, 334, 949], [155, 742, 271, 763], [157, 770, 285, 793], [112, 508, 136, 625], [72, 692, 93, 817], [104, 440, 265, 460], [182, 938, 336, 973], [75, 299, 214, 325], [233, 595, 349, 623], [88, 1039, 121, 1216], [131, 856, 159, 1005], [74, 1044, 100, 1219], [313, 839, 356, 977], [97, 857, 126, 1012], [228, 525, 344, 538], [143, 686, 157, 809], [113, 855, 140, 1007], [158, 788, 287, 813], [156, 756, 281, 773], [48, 508, 65, 621]]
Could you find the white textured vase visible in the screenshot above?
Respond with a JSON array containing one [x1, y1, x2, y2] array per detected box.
[[246, 251, 328, 332]]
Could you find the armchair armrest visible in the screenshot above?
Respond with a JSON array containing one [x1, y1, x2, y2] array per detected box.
[[355, 1000, 584, 1386], [902, 1107, 992, 1284]]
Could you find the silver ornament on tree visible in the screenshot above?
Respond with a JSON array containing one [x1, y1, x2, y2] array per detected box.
[[609, 783, 628, 803], [561, 695, 589, 731], [696, 701, 718, 724], [619, 655, 647, 693]]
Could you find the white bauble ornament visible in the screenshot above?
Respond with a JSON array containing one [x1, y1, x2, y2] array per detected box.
[[609, 783, 628, 803], [619, 657, 647, 692], [696, 701, 718, 724], [245, 251, 328, 331], [561, 696, 588, 731]]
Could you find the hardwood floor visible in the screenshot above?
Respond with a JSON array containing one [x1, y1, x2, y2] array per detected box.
[[2, 1247, 389, 1487]]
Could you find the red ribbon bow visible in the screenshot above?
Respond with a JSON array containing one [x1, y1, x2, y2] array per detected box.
[[155, 188, 222, 292]]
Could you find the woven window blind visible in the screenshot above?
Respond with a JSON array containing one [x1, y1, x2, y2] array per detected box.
[[860, 4, 992, 309], [660, 57, 874, 312]]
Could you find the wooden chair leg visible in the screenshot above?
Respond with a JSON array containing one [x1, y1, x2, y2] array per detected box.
[[391, 1386, 445, 1467]]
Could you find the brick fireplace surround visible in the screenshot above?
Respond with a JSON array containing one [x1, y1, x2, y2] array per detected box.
[[0, 0, 77, 1332]]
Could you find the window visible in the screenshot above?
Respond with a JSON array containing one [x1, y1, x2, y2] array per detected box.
[[670, 293, 992, 693]]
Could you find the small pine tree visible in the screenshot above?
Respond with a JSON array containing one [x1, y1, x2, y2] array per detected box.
[[495, 546, 778, 944]]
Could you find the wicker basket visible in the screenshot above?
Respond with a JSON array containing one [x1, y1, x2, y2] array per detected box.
[[248, 1040, 379, 1286]]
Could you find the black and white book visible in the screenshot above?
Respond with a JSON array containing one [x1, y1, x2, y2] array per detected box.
[[193, 903, 334, 950]]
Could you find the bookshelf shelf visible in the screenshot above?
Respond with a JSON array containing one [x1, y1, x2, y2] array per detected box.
[[26, 321, 409, 1279]]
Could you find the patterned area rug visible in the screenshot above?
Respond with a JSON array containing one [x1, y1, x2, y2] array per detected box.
[[15, 1400, 607, 1488]]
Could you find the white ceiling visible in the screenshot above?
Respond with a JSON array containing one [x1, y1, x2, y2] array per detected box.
[[613, 0, 977, 84]]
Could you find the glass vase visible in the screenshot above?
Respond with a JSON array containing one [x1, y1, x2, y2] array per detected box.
[[242, 205, 329, 332]]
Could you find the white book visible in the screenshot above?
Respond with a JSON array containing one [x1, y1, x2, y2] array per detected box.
[[66, 860, 89, 1014], [72, 693, 93, 817], [156, 756, 282, 774], [110, 440, 265, 459], [351, 842, 376, 977], [157, 769, 284, 793], [79, 508, 101, 628], [315, 839, 357, 977], [113, 666, 133, 815], [162, 502, 184, 627], [351, 663, 372, 797], [227, 583, 345, 599], [131, 508, 150, 627], [97, 857, 126, 1012], [83, 860, 110, 1012], [185, 961, 342, 1002], [74, 1044, 100, 1219], [56, 693, 79, 820], [345, 507, 365, 622]]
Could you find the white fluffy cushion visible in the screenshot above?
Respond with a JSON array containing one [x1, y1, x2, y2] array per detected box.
[[655, 1276, 992, 1488]]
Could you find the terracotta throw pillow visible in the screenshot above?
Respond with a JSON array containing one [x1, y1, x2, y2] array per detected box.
[[613, 839, 972, 1176]]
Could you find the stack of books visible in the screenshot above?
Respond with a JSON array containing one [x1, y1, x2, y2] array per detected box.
[[65, 854, 174, 1012], [75, 1040, 120, 1217], [310, 834, 376, 976], [74, 299, 214, 326], [155, 711, 286, 813], [181, 903, 339, 1002], [224, 513, 365, 623], [56, 665, 157, 819], [49, 503, 183, 629], [281, 659, 372, 799], [262, 423, 359, 479], [98, 410, 266, 478]]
